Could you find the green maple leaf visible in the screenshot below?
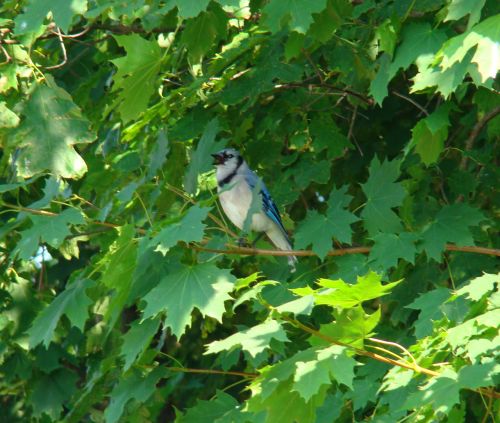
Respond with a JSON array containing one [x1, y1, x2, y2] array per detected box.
[[309, 306, 381, 349], [16, 208, 85, 260], [293, 346, 356, 401], [164, 0, 210, 19], [294, 210, 335, 259], [98, 226, 138, 334], [457, 362, 497, 390], [141, 262, 235, 337], [296, 272, 400, 308], [410, 104, 451, 165], [420, 203, 485, 261], [309, 115, 352, 159], [405, 363, 497, 415], [111, 34, 162, 123], [151, 205, 210, 255], [249, 379, 327, 423], [121, 317, 161, 371], [28, 279, 96, 348], [444, 0, 486, 28], [411, 50, 473, 97], [406, 287, 450, 338], [370, 23, 447, 103], [262, 0, 328, 33], [455, 272, 499, 302], [360, 157, 405, 235], [441, 15, 500, 83], [205, 320, 289, 357], [405, 369, 459, 415], [14, 0, 87, 34], [104, 367, 168, 423], [10, 82, 95, 178], [327, 186, 360, 243], [180, 11, 222, 63], [30, 368, 79, 419], [369, 232, 418, 270], [0, 101, 19, 128], [276, 295, 315, 316], [180, 390, 242, 423], [184, 118, 222, 194], [295, 186, 358, 259]]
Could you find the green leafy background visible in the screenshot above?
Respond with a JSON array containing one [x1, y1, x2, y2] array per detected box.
[[0, 0, 499, 421]]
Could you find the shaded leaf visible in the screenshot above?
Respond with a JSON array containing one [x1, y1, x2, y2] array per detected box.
[[262, 0, 328, 33], [369, 232, 418, 270], [360, 157, 405, 235], [420, 204, 485, 261], [151, 205, 210, 255], [28, 279, 96, 348], [111, 34, 162, 123], [16, 208, 84, 260], [104, 367, 168, 423], [10, 82, 95, 178], [184, 118, 222, 194], [121, 317, 161, 371]]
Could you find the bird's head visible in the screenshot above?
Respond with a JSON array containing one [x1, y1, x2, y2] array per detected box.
[[211, 148, 242, 169]]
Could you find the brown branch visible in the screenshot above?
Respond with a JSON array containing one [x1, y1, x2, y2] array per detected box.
[[0, 43, 11, 65], [166, 366, 257, 378], [192, 244, 500, 257], [460, 105, 500, 171], [44, 27, 67, 70], [275, 82, 374, 105], [5, 204, 499, 257]]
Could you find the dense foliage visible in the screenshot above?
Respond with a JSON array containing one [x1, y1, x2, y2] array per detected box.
[[0, 0, 499, 421]]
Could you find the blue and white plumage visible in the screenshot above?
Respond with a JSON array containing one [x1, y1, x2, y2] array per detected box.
[[212, 148, 297, 270]]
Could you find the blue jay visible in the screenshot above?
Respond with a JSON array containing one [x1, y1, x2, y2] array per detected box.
[[211, 148, 297, 270]]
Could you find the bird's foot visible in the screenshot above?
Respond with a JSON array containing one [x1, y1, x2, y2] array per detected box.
[[237, 237, 251, 248]]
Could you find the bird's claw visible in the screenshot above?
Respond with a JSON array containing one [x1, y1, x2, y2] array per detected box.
[[237, 237, 251, 248]]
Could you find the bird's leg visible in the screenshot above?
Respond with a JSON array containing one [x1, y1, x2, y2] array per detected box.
[[252, 232, 265, 247], [237, 235, 251, 248]]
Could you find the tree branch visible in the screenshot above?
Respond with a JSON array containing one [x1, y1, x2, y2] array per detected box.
[[192, 244, 500, 257], [460, 105, 500, 171], [5, 204, 498, 257]]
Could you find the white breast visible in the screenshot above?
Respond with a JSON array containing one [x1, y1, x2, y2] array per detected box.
[[218, 176, 271, 232]]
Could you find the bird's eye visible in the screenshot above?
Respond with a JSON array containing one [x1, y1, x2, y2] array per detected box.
[[227, 154, 233, 158]]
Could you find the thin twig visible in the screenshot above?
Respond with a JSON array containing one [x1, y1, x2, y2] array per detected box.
[[367, 337, 418, 367], [44, 27, 67, 70], [281, 314, 440, 376], [392, 91, 429, 116], [280, 314, 500, 399], [302, 48, 324, 83], [166, 366, 257, 378], [53, 26, 91, 39], [0, 43, 11, 65], [348, 105, 357, 140]]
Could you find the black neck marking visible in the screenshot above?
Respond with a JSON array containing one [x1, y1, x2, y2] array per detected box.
[[219, 156, 243, 187]]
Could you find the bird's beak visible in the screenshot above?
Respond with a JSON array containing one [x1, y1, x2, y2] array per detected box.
[[211, 153, 224, 165]]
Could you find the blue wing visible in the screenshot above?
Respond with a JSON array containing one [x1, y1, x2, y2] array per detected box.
[[244, 170, 290, 241]]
